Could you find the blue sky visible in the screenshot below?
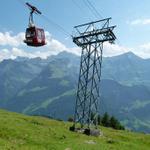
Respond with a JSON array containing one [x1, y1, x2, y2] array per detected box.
[[0, 0, 150, 60]]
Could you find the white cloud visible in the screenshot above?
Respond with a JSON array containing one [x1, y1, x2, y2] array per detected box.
[[0, 32, 25, 47], [137, 43, 150, 58], [103, 42, 131, 57], [45, 31, 81, 56], [130, 19, 150, 26], [103, 42, 150, 59], [45, 31, 67, 51], [0, 31, 81, 61], [0, 31, 150, 61], [0, 47, 80, 62], [139, 43, 150, 49], [0, 48, 35, 61]]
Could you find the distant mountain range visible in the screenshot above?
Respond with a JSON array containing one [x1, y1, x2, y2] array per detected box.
[[102, 52, 150, 88], [0, 51, 150, 133]]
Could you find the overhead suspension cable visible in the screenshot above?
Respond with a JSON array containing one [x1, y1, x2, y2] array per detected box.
[[86, 0, 103, 19], [83, 0, 103, 19], [16, 0, 71, 37], [78, 0, 107, 29], [40, 15, 71, 37], [71, 0, 93, 21]]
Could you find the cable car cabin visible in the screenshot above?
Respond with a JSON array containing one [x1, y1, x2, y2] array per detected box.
[[24, 27, 46, 47]]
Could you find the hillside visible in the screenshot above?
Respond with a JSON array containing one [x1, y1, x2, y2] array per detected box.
[[0, 109, 150, 150], [5, 79, 150, 133], [0, 51, 150, 133]]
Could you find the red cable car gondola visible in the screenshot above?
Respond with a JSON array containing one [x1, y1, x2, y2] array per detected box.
[[24, 26, 46, 47], [24, 3, 46, 47]]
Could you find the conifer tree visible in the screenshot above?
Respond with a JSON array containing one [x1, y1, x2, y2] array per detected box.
[[101, 112, 110, 127]]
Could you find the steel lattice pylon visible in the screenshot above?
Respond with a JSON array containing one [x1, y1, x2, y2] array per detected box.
[[72, 18, 116, 130]]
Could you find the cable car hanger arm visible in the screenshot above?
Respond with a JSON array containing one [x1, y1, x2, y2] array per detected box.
[[26, 2, 42, 14]]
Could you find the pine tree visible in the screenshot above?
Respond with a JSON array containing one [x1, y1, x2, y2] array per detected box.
[[101, 112, 110, 127], [109, 116, 119, 129], [97, 114, 101, 125], [109, 116, 125, 130]]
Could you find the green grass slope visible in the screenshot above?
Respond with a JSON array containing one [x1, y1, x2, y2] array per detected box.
[[0, 109, 150, 150]]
